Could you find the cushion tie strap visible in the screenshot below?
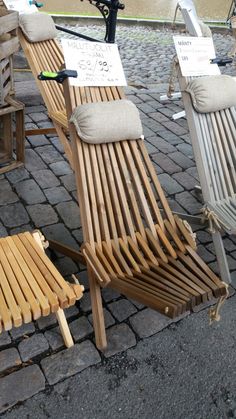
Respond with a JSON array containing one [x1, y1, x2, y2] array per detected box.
[[209, 282, 229, 324]]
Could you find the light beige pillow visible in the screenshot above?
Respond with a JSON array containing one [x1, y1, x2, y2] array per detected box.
[[70, 99, 143, 144], [186, 75, 236, 113], [19, 12, 57, 43]]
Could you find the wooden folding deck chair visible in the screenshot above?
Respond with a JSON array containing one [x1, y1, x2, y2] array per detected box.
[[178, 70, 236, 285], [39, 70, 227, 350], [0, 230, 83, 347], [160, 0, 212, 118], [17, 30, 73, 165]]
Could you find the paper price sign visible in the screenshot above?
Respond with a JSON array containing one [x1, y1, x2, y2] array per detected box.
[[3, 0, 38, 13], [62, 39, 127, 87], [173, 36, 220, 76]]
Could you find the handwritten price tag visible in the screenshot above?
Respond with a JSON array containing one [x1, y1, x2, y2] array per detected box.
[[62, 39, 127, 87], [3, 0, 38, 13], [173, 36, 220, 76]]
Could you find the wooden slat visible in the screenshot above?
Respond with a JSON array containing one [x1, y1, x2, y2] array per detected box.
[[122, 140, 157, 237], [7, 236, 50, 317], [118, 239, 141, 272], [0, 252, 22, 327], [101, 144, 127, 241], [145, 228, 168, 263], [13, 235, 59, 312], [23, 232, 76, 305], [136, 232, 158, 265], [83, 243, 111, 286], [102, 241, 125, 276], [115, 142, 146, 238]]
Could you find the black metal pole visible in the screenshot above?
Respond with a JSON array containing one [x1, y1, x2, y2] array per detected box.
[[106, 0, 125, 43]]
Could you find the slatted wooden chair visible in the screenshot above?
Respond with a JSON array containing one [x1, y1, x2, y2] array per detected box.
[[178, 71, 236, 285], [0, 230, 84, 347], [40, 72, 227, 351], [17, 30, 73, 165]]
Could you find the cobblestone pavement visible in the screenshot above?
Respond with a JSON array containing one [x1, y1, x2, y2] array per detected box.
[[0, 23, 236, 416]]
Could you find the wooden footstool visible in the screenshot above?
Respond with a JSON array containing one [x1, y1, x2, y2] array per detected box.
[[0, 230, 84, 348]]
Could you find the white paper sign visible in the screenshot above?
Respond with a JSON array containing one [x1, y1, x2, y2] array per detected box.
[[3, 0, 38, 14], [173, 36, 220, 76], [62, 39, 127, 87]]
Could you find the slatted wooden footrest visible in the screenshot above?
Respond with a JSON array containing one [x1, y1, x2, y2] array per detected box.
[[82, 236, 227, 319], [0, 231, 84, 348]]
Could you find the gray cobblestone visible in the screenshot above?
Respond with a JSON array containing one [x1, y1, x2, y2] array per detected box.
[[80, 292, 92, 313], [104, 324, 136, 358], [18, 334, 49, 362], [15, 179, 45, 204], [108, 299, 137, 322], [5, 167, 29, 184], [45, 327, 65, 351], [60, 173, 77, 191], [0, 332, 11, 348], [41, 341, 100, 385], [129, 308, 172, 338], [0, 180, 18, 206], [158, 130, 183, 145], [173, 172, 199, 191], [27, 134, 50, 147], [0, 203, 29, 227], [102, 288, 120, 303], [162, 121, 188, 136], [0, 348, 21, 374], [0, 224, 7, 237], [177, 143, 194, 158], [27, 204, 58, 227], [153, 136, 176, 153], [10, 323, 35, 340], [44, 187, 71, 205], [54, 256, 78, 276], [186, 167, 199, 181], [36, 146, 63, 164], [32, 169, 60, 189], [25, 149, 46, 172], [169, 151, 195, 169], [10, 224, 32, 235], [50, 137, 65, 153], [70, 316, 93, 341], [152, 153, 181, 174], [42, 223, 78, 250], [159, 173, 183, 195], [29, 112, 49, 123], [0, 365, 45, 413], [56, 201, 81, 229], [175, 191, 202, 215], [25, 105, 46, 114], [88, 308, 115, 329], [49, 161, 72, 176], [37, 305, 79, 330], [77, 270, 89, 290], [197, 245, 215, 263]]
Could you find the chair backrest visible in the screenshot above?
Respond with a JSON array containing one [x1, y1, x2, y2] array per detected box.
[[63, 82, 178, 248], [179, 74, 236, 204], [178, 0, 203, 36], [19, 30, 65, 115]]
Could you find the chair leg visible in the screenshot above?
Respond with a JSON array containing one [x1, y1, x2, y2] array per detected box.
[[212, 231, 231, 284], [88, 267, 107, 351], [56, 308, 74, 348]]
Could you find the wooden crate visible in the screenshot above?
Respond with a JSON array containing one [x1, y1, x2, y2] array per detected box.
[[0, 8, 19, 106], [0, 97, 25, 173], [0, 56, 13, 106]]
